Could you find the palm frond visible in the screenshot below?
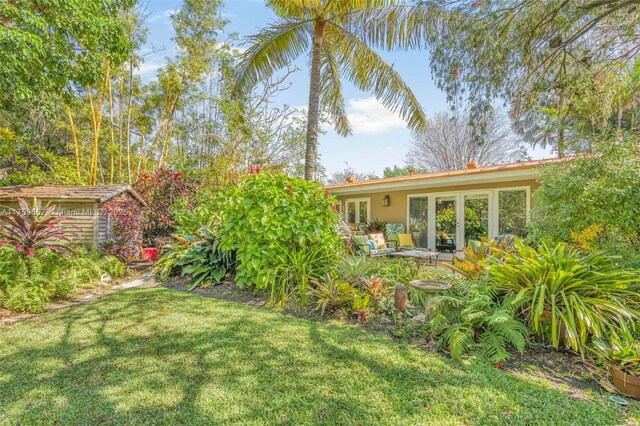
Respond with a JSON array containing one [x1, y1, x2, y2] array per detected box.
[[236, 18, 313, 92], [266, 0, 321, 19], [331, 23, 427, 132], [320, 26, 352, 136], [340, 4, 432, 51]]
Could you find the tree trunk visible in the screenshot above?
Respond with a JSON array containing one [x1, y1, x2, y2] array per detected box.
[[304, 19, 325, 181]]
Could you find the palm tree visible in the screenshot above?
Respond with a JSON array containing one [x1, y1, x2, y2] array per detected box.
[[237, 1, 429, 180]]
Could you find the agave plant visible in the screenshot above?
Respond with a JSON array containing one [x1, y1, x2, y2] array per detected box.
[[489, 241, 640, 355], [0, 198, 72, 259]]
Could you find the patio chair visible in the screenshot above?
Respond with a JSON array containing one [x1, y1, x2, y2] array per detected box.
[[352, 233, 397, 256], [385, 223, 435, 252], [436, 232, 456, 253]]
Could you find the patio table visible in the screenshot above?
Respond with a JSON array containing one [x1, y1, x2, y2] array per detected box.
[[387, 250, 440, 266]]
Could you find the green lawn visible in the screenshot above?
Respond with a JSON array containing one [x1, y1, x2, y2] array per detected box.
[[0, 288, 637, 425]]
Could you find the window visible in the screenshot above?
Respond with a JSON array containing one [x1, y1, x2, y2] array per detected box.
[[498, 190, 528, 236], [345, 198, 370, 225], [408, 196, 428, 248]]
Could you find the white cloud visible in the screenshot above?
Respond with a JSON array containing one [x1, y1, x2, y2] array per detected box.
[[346, 97, 406, 135], [148, 9, 175, 23], [133, 61, 163, 78]]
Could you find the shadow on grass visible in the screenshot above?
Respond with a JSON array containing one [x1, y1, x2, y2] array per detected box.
[[0, 288, 634, 425]]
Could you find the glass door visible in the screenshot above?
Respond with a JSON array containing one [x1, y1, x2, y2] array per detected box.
[[463, 193, 490, 244], [408, 196, 428, 248], [345, 198, 370, 229], [435, 195, 457, 253]]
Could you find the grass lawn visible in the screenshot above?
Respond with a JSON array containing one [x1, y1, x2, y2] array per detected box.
[[0, 288, 637, 425]]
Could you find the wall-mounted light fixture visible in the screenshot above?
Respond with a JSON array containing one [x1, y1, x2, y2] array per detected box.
[[383, 195, 390, 207]]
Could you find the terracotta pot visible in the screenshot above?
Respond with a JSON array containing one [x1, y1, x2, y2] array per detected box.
[[141, 247, 159, 262], [611, 366, 640, 400]]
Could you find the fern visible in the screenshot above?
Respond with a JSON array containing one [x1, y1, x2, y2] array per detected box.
[[430, 279, 530, 363]]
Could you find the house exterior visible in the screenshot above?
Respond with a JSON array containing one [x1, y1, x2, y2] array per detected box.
[[0, 185, 145, 249], [326, 159, 558, 254]]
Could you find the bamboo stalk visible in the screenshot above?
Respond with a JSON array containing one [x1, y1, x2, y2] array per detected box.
[[64, 105, 81, 180]]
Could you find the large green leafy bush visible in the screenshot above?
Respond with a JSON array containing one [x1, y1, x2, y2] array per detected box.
[[216, 173, 342, 291], [530, 134, 640, 267], [489, 241, 640, 355]]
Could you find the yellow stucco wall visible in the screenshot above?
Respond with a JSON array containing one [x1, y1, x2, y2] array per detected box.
[[334, 179, 539, 225]]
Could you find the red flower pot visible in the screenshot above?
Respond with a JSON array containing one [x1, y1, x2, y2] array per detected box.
[[141, 247, 159, 262]]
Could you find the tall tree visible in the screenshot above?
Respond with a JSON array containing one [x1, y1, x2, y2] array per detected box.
[[0, 0, 135, 108], [237, 0, 430, 180], [327, 163, 377, 185], [406, 111, 528, 172], [423, 0, 640, 152]]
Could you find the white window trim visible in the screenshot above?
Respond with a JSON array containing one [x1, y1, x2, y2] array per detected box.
[[345, 197, 371, 224], [406, 186, 531, 251], [494, 186, 531, 237]]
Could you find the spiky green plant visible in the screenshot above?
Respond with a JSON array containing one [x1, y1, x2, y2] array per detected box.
[[334, 255, 378, 286], [308, 274, 356, 316], [264, 243, 335, 306], [489, 241, 640, 355], [237, 0, 430, 180]]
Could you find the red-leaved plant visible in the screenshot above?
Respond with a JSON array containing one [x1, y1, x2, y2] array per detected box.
[[0, 198, 72, 259], [133, 168, 197, 244], [101, 195, 144, 262]]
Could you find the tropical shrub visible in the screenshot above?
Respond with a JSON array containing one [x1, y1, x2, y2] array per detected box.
[[216, 173, 341, 292], [334, 255, 378, 286], [530, 134, 640, 267], [0, 198, 71, 259], [101, 195, 144, 262], [134, 167, 198, 244], [153, 228, 234, 290], [489, 241, 640, 355], [429, 279, 529, 363], [172, 190, 219, 235], [444, 239, 499, 279], [264, 243, 335, 306], [0, 247, 126, 313], [308, 274, 356, 317]]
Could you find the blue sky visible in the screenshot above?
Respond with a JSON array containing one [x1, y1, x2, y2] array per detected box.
[[140, 0, 552, 177]]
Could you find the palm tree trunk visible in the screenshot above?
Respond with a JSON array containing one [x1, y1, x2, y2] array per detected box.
[[304, 19, 325, 181]]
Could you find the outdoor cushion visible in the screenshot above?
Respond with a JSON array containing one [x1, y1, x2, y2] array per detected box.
[[353, 235, 369, 247], [385, 223, 405, 243], [368, 240, 376, 250], [369, 233, 386, 249], [397, 233, 414, 247], [370, 247, 396, 256]]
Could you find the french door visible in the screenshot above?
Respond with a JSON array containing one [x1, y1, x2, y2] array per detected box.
[[345, 198, 370, 226], [408, 191, 493, 253]]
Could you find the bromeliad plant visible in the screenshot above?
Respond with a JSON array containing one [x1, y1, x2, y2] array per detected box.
[[0, 198, 72, 259], [489, 241, 640, 355]]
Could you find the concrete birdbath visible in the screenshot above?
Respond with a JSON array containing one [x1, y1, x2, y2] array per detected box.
[[409, 280, 451, 321]]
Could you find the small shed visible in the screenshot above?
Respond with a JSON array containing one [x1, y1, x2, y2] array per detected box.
[[0, 185, 146, 249]]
